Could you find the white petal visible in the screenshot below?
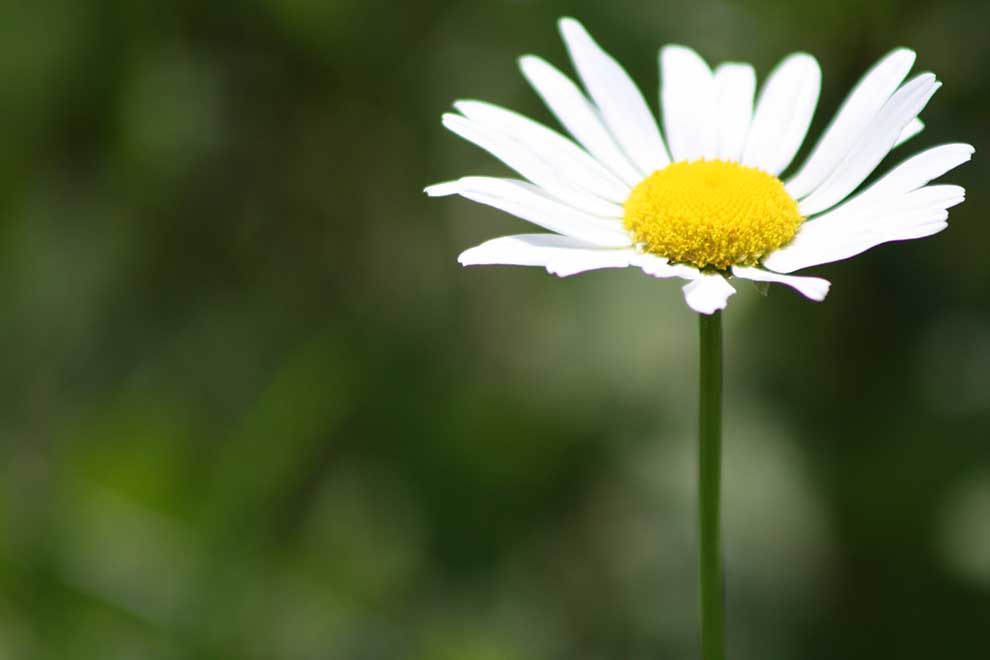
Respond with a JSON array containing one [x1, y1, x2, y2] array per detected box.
[[682, 274, 736, 315], [895, 118, 924, 148], [632, 253, 702, 280], [454, 100, 631, 203], [885, 220, 947, 240], [823, 143, 973, 217], [458, 234, 637, 277], [765, 215, 949, 273], [797, 73, 941, 216], [731, 265, 831, 301], [442, 113, 623, 218], [425, 181, 461, 197], [885, 184, 966, 215], [558, 17, 670, 175], [660, 45, 716, 162], [763, 184, 964, 273], [742, 53, 821, 175], [713, 63, 756, 162], [785, 48, 916, 199], [800, 183, 966, 236], [519, 55, 644, 186], [840, 185, 962, 232], [436, 177, 633, 247]]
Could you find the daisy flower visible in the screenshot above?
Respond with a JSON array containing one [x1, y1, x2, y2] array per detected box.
[[427, 17, 972, 314]]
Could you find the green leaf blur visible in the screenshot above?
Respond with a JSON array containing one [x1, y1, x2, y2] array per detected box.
[[0, 1, 987, 659]]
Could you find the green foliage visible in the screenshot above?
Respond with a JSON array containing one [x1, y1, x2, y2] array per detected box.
[[0, 1, 987, 658]]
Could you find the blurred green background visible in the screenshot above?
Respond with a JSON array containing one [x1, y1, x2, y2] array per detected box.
[[1, 0, 988, 658]]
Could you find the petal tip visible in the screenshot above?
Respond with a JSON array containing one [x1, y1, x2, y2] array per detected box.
[[558, 16, 582, 34], [682, 276, 736, 314], [806, 279, 832, 302], [425, 182, 459, 197], [517, 55, 550, 82], [888, 47, 917, 66], [783, 51, 820, 70], [440, 112, 464, 127], [457, 249, 480, 266], [660, 43, 691, 58]]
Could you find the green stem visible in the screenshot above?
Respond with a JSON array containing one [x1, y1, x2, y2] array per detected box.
[[698, 311, 725, 660]]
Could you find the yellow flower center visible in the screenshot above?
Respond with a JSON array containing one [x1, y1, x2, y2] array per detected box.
[[623, 160, 804, 270]]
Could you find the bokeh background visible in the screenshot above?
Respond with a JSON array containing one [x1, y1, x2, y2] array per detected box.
[[1, 0, 988, 658]]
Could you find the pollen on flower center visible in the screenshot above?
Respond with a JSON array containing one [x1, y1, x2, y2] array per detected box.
[[623, 160, 804, 270]]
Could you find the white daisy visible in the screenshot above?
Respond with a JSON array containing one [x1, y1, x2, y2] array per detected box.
[[427, 17, 973, 315]]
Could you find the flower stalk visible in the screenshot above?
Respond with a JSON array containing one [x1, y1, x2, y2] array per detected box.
[[698, 311, 725, 660]]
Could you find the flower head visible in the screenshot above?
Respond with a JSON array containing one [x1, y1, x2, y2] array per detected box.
[[427, 17, 972, 314]]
